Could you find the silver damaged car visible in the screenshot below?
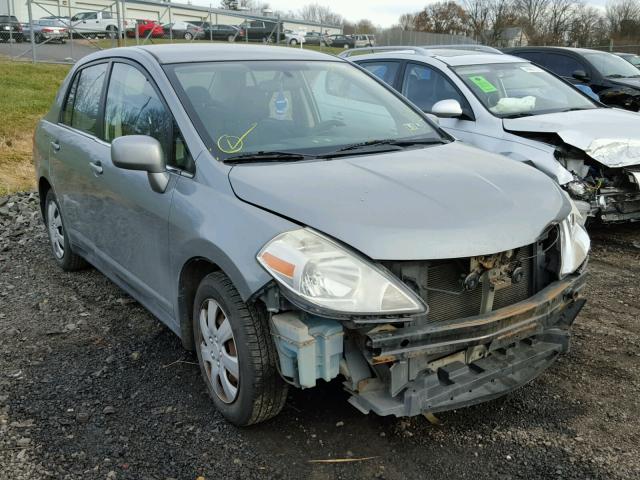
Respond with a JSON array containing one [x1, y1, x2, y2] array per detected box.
[[34, 45, 590, 425], [348, 47, 640, 223]]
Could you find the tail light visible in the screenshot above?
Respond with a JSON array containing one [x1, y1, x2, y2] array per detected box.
[[42, 28, 53, 33], [17, 24, 22, 31]]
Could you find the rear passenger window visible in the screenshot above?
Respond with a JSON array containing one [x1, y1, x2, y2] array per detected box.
[[61, 63, 108, 136], [104, 62, 194, 172]]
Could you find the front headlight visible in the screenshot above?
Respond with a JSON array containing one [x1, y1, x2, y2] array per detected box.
[[257, 228, 425, 316], [559, 202, 590, 277]]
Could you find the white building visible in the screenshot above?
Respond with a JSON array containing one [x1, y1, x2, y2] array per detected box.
[[1, 0, 342, 35]]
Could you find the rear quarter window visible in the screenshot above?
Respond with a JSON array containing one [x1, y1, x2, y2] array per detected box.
[[61, 63, 108, 136]]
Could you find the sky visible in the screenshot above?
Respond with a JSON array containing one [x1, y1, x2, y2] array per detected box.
[[195, 0, 609, 28]]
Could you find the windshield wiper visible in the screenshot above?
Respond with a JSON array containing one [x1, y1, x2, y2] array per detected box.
[[223, 151, 316, 165], [606, 74, 627, 78], [501, 112, 537, 119], [321, 138, 445, 158]]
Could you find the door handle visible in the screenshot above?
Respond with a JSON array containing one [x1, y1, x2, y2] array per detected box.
[[89, 161, 103, 175], [50, 140, 60, 152]]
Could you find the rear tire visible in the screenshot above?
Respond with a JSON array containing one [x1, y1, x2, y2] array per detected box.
[[44, 190, 87, 271], [193, 272, 288, 426], [106, 25, 117, 39], [289, 38, 297, 46]]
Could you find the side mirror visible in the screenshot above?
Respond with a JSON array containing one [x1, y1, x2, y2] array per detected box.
[[111, 135, 169, 193], [572, 69, 589, 81], [431, 99, 463, 118]]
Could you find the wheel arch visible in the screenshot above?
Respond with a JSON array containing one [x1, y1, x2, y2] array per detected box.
[[177, 254, 266, 351], [38, 176, 52, 219]]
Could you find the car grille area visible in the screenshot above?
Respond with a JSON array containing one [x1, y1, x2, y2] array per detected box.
[[381, 230, 559, 324]]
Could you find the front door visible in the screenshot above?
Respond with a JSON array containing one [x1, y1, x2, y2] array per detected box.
[[94, 60, 190, 316], [400, 62, 477, 141]]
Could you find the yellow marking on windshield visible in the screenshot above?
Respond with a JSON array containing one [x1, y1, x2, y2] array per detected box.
[[217, 123, 258, 154]]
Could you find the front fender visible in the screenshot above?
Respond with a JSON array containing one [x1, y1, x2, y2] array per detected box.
[[169, 173, 298, 303]]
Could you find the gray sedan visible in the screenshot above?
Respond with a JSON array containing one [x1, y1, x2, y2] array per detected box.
[[22, 19, 67, 43], [34, 44, 589, 425]]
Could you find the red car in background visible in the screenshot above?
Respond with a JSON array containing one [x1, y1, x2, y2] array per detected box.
[[126, 19, 164, 39]]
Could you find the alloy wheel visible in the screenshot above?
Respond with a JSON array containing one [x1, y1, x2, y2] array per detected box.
[[47, 200, 65, 259], [199, 299, 239, 403]]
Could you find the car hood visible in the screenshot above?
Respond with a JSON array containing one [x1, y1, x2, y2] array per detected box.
[[610, 77, 640, 89], [503, 108, 640, 168], [228, 143, 569, 261]]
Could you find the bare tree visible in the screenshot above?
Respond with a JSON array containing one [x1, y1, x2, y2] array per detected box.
[[463, 0, 491, 42], [568, 3, 604, 46], [606, 0, 640, 37], [515, 0, 549, 43], [299, 3, 343, 26], [545, 0, 576, 44], [414, 1, 469, 34], [486, 0, 518, 44], [398, 13, 416, 31], [355, 19, 376, 34]]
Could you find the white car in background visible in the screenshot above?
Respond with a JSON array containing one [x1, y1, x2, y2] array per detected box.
[[347, 46, 640, 223], [283, 29, 305, 46]]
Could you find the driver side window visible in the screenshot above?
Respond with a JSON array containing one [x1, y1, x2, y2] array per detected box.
[[104, 62, 194, 173], [402, 63, 469, 116]]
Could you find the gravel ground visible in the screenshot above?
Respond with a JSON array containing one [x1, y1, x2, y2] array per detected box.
[[1, 191, 639, 480]]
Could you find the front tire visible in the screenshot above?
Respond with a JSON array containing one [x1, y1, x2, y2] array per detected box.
[[44, 190, 87, 271], [106, 25, 118, 39], [184, 31, 193, 40], [227, 34, 235, 42], [193, 272, 287, 426]]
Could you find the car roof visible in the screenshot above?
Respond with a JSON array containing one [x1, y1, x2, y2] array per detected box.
[[506, 46, 607, 56], [93, 44, 339, 64], [350, 49, 525, 67]]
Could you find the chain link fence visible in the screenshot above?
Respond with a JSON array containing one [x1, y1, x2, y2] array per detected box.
[[375, 28, 477, 47], [0, 0, 343, 63]]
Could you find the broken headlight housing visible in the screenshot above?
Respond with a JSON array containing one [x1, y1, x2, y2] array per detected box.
[[559, 202, 590, 277], [257, 228, 426, 316]]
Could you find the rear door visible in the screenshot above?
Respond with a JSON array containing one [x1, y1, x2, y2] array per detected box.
[[50, 61, 109, 249]]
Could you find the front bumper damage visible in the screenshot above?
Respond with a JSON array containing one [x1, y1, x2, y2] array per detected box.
[[594, 185, 640, 222], [347, 272, 586, 417]]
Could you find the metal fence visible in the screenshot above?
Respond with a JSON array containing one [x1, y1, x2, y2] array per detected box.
[[375, 29, 477, 47], [0, 0, 343, 64]]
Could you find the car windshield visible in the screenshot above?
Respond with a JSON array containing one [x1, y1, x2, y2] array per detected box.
[[453, 62, 597, 118], [583, 51, 640, 78], [626, 55, 640, 67], [166, 60, 443, 160]]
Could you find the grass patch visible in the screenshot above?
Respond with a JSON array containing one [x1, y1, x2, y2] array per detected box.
[[0, 60, 70, 195]]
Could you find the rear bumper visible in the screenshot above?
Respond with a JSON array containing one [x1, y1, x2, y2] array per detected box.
[[349, 272, 586, 417]]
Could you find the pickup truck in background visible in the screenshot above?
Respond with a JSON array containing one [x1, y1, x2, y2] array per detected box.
[[69, 11, 134, 38]]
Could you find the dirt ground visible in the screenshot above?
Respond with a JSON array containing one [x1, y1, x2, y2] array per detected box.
[[1, 191, 639, 480]]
